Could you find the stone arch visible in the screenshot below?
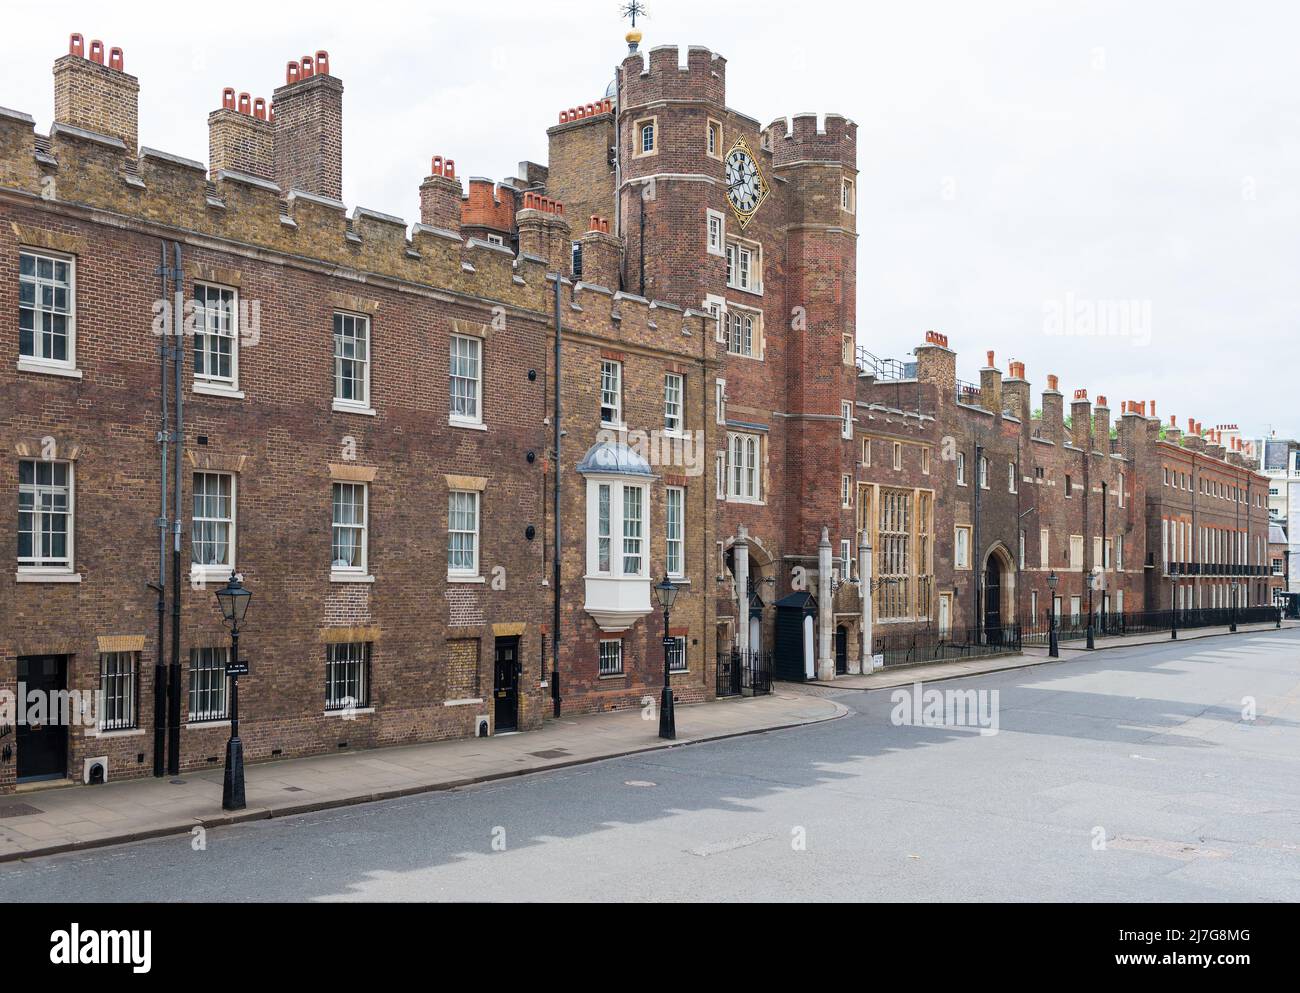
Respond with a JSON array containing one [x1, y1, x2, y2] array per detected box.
[[981, 541, 1017, 633]]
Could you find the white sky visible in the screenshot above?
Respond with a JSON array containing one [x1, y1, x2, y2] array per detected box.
[[6, 0, 1297, 438]]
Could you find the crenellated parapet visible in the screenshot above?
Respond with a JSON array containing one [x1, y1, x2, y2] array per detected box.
[[620, 45, 725, 109], [765, 113, 856, 169]]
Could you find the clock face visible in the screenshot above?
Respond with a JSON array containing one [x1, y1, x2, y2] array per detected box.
[[725, 140, 768, 228]]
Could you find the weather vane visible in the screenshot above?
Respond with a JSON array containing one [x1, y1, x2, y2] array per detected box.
[[621, 1, 647, 28], [621, 1, 647, 52]]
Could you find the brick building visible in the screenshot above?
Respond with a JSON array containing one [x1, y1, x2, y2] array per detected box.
[[0, 28, 1275, 793]]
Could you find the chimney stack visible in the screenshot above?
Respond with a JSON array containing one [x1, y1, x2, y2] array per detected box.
[[914, 331, 956, 402], [1070, 389, 1092, 449], [1165, 414, 1182, 445], [208, 87, 274, 180], [1003, 359, 1030, 420], [578, 215, 621, 288], [419, 156, 462, 232], [1041, 373, 1064, 444], [1094, 394, 1111, 446], [272, 50, 342, 199], [979, 350, 1003, 414], [516, 193, 571, 272], [53, 33, 139, 153]]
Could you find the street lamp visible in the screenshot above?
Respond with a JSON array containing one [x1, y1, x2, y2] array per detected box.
[[215, 571, 252, 811], [1169, 566, 1179, 640], [1085, 570, 1096, 650], [654, 575, 678, 741], [1229, 581, 1237, 632], [1047, 571, 1059, 658]]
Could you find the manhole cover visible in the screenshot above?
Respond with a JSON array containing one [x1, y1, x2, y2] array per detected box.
[[529, 749, 572, 759], [624, 780, 657, 788], [0, 802, 43, 818]]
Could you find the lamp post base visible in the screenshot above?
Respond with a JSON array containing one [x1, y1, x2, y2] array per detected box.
[[1048, 630, 1059, 658], [658, 685, 676, 740], [222, 735, 246, 811], [1086, 624, 1095, 650]]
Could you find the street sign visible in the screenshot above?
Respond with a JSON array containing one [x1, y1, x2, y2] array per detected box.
[[661, 637, 676, 649], [227, 660, 250, 677]]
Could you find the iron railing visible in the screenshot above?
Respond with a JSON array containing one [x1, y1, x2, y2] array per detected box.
[[717, 649, 773, 697], [873, 623, 1022, 669], [1021, 605, 1282, 646]]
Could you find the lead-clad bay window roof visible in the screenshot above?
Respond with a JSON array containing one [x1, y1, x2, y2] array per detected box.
[[577, 441, 654, 478]]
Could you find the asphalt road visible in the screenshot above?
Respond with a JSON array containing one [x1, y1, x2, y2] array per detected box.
[[2, 629, 1298, 902]]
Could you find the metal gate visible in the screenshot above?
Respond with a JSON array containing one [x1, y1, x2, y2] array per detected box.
[[718, 649, 773, 697]]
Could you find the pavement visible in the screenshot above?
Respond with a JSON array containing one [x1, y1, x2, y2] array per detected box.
[[2, 626, 1296, 901], [812, 618, 1296, 691], [0, 688, 846, 863]]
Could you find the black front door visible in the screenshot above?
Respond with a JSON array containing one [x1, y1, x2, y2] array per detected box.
[[16, 655, 68, 782], [493, 637, 519, 733], [835, 626, 848, 675], [984, 561, 1002, 642]]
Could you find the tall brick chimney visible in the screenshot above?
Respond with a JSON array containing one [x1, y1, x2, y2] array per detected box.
[[1164, 414, 1182, 445], [914, 331, 956, 404], [578, 215, 620, 288], [1070, 389, 1092, 449], [1003, 359, 1030, 421], [208, 88, 274, 180], [53, 34, 138, 152], [516, 193, 571, 273], [1093, 395, 1111, 447], [1041, 374, 1064, 444], [272, 51, 342, 199], [979, 350, 1003, 414], [419, 156, 462, 232]]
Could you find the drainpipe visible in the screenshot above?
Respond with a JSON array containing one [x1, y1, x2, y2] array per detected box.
[[551, 273, 562, 717], [152, 242, 169, 777], [167, 241, 184, 776]]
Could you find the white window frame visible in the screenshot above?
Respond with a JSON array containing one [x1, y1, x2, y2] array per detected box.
[[665, 486, 685, 578], [98, 652, 138, 732], [325, 642, 370, 711], [448, 489, 481, 580], [841, 401, 854, 440], [841, 474, 852, 509], [956, 451, 967, 486], [979, 456, 989, 489], [18, 248, 78, 375], [664, 373, 684, 434], [724, 239, 761, 294], [188, 646, 230, 724], [332, 311, 372, 413], [635, 117, 657, 157], [599, 639, 624, 676], [714, 378, 727, 424], [331, 481, 369, 579], [191, 471, 236, 581], [841, 176, 856, 214], [725, 305, 760, 358], [955, 525, 971, 570], [706, 118, 723, 160], [668, 635, 688, 672], [1040, 528, 1049, 569], [893, 442, 903, 471], [1008, 461, 1017, 493], [192, 282, 241, 395], [449, 333, 484, 427], [726, 431, 762, 503], [706, 209, 725, 256], [586, 479, 649, 579], [704, 294, 726, 343], [17, 459, 75, 578], [862, 438, 872, 467], [600, 360, 623, 427]]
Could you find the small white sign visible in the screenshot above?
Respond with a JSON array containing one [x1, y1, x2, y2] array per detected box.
[[872, 653, 885, 670]]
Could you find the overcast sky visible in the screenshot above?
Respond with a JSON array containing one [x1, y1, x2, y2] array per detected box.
[[7, 0, 1297, 438]]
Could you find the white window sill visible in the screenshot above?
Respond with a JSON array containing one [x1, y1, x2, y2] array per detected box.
[[725, 351, 762, 362], [330, 571, 374, 583], [191, 565, 234, 584], [447, 573, 485, 584], [449, 416, 486, 431], [726, 496, 766, 506], [85, 727, 145, 739], [333, 399, 376, 416], [667, 575, 689, 585], [193, 381, 245, 400], [185, 719, 231, 730], [16, 569, 80, 583], [17, 358, 82, 379], [600, 420, 627, 432], [598, 672, 627, 680], [323, 707, 375, 718], [443, 698, 484, 707], [725, 284, 763, 297]]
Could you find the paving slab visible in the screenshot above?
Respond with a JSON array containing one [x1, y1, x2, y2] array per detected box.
[[0, 689, 845, 863]]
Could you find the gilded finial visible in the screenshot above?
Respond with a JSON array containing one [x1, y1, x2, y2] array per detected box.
[[620, 1, 647, 52]]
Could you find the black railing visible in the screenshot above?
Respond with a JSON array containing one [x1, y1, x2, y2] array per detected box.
[[955, 380, 982, 406], [1022, 606, 1282, 646], [873, 623, 1022, 669], [718, 649, 773, 697]]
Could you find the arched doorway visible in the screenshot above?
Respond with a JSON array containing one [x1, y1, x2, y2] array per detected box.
[[835, 625, 848, 675], [982, 543, 1016, 644], [724, 534, 776, 653]]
